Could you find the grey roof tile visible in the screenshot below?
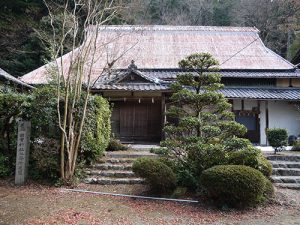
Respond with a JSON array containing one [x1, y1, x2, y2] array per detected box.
[[141, 69, 300, 79], [93, 83, 170, 91], [221, 88, 300, 100], [94, 83, 300, 100]]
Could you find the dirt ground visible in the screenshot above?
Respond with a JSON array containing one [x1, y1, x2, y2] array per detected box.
[[0, 179, 299, 225]]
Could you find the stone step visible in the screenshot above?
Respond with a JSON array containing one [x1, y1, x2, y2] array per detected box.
[[86, 170, 135, 178], [271, 161, 300, 169], [106, 151, 157, 159], [273, 168, 300, 176], [90, 163, 132, 171], [106, 158, 136, 164], [84, 177, 145, 185], [271, 176, 300, 184], [274, 183, 300, 190], [266, 155, 300, 162]]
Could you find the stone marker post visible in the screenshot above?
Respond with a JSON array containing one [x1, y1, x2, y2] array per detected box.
[[15, 120, 31, 185]]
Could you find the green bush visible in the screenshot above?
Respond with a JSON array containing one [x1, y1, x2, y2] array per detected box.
[[81, 95, 111, 163], [30, 137, 60, 182], [176, 168, 198, 190], [0, 153, 10, 177], [223, 137, 252, 152], [188, 143, 227, 177], [257, 157, 273, 178], [150, 147, 169, 156], [106, 138, 128, 151], [132, 157, 177, 194], [263, 179, 274, 199], [266, 128, 288, 153], [227, 148, 272, 177], [292, 140, 300, 151], [0, 92, 29, 168], [201, 165, 267, 207], [27, 88, 111, 165]]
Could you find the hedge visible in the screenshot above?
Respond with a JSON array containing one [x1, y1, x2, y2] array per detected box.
[[201, 165, 268, 207], [81, 95, 111, 163], [132, 157, 177, 194], [227, 148, 272, 177]]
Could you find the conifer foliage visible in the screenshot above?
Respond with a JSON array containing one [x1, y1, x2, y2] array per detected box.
[[162, 53, 247, 181]]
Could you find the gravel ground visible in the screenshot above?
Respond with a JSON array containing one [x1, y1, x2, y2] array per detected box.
[[0, 179, 299, 225]]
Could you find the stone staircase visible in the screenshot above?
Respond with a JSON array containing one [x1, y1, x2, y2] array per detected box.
[[267, 154, 300, 190], [84, 150, 157, 185]]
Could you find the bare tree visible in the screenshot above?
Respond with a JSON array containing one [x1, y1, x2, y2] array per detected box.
[[234, 0, 300, 56], [42, 0, 123, 181], [120, 0, 213, 26]]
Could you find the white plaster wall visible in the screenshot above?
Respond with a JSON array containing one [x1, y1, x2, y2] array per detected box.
[[268, 101, 300, 139], [232, 100, 300, 145]]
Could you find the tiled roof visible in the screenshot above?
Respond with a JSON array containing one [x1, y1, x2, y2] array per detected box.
[[94, 80, 300, 100], [140, 69, 300, 79], [92, 83, 170, 91], [20, 25, 295, 85], [94, 69, 300, 85], [221, 88, 300, 100], [0, 68, 34, 89]]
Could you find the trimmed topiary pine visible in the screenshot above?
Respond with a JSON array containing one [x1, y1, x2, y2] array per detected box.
[[266, 128, 288, 154], [132, 157, 177, 194], [161, 53, 248, 187], [200, 165, 269, 208]]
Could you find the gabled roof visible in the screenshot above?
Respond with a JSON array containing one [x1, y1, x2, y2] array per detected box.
[[93, 62, 169, 91], [20, 25, 295, 85], [0, 68, 34, 89], [96, 61, 163, 85]]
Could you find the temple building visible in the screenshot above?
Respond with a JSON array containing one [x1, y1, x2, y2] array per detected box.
[[20, 25, 300, 145]]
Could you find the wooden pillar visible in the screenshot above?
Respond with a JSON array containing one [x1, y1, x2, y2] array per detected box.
[[228, 99, 234, 111], [161, 93, 166, 140], [265, 100, 269, 145], [241, 99, 245, 111], [257, 100, 261, 144]]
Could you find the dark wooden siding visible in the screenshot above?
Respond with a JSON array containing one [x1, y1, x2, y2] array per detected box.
[[111, 101, 162, 142]]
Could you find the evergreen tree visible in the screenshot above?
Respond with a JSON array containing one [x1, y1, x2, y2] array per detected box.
[[161, 53, 247, 183]]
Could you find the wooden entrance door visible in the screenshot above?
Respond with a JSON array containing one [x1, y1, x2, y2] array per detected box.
[[112, 101, 161, 142]]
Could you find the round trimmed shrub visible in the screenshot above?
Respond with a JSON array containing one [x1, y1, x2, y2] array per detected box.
[[257, 157, 273, 177], [132, 157, 177, 194], [200, 165, 267, 207], [263, 179, 274, 199], [227, 148, 272, 177], [266, 128, 288, 153]]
